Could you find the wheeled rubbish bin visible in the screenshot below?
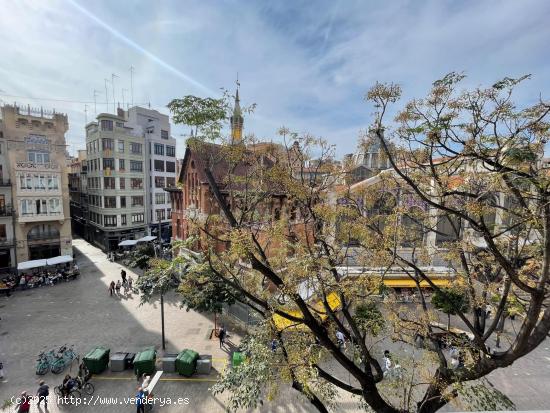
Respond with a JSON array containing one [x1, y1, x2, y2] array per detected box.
[[133, 348, 157, 377], [175, 349, 199, 377], [83, 346, 110, 374]]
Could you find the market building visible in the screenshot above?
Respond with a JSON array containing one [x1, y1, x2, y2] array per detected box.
[[0, 104, 72, 264]]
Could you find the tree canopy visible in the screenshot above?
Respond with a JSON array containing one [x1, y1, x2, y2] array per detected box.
[[163, 74, 550, 413]]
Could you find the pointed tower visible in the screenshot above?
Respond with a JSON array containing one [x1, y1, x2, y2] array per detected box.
[[230, 88, 244, 143]]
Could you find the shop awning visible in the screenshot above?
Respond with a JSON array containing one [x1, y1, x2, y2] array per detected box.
[[17, 259, 47, 271], [273, 291, 341, 331], [382, 278, 452, 288], [46, 255, 73, 266], [119, 240, 138, 247], [138, 236, 157, 242]]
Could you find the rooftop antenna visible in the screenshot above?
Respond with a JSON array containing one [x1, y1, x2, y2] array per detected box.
[[236, 72, 240, 89], [84, 104, 88, 124], [129, 66, 135, 107], [111, 73, 119, 113], [93, 89, 101, 115], [104, 78, 110, 113]]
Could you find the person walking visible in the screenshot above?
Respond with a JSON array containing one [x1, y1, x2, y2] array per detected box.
[[336, 330, 346, 350], [109, 281, 115, 296], [128, 275, 134, 291], [36, 380, 49, 409], [271, 339, 278, 352], [17, 391, 31, 413], [383, 350, 393, 378], [135, 386, 145, 413], [115, 280, 121, 295], [219, 325, 226, 348], [121, 269, 127, 284]]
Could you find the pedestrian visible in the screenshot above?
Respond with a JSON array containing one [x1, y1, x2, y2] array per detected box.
[[109, 281, 115, 296], [128, 275, 134, 291], [121, 269, 127, 284], [271, 339, 278, 352], [135, 386, 145, 413], [115, 280, 121, 295], [36, 380, 49, 408], [219, 325, 226, 348], [336, 330, 346, 350], [383, 350, 393, 378], [19, 275, 26, 290], [0, 360, 4, 380], [17, 391, 31, 413], [123, 279, 129, 295]]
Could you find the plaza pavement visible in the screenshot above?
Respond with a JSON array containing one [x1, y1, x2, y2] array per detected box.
[[1, 238, 550, 411], [0, 239, 325, 412]]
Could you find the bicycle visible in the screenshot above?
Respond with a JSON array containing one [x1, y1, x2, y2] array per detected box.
[[76, 376, 94, 395], [35, 350, 65, 375], [54, 383, 82, 399]]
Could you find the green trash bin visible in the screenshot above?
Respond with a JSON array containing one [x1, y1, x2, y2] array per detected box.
[[133, 348, 157, 377], [83, 346, 110, 374], [232, 351, 245, 368], [175, 349, 199, 377]]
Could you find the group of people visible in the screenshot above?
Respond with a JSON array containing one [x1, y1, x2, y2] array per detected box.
[[109, 269, 133, 297], [14, 362, 90, 412]]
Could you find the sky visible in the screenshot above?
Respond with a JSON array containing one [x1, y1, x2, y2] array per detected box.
[[0, 0, 549, 158]]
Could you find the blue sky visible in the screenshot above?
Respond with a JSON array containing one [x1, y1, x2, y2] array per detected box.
[[0, 0, 549, 158]]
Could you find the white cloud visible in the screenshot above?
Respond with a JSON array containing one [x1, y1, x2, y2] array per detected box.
[[1, 0, 548, 158]]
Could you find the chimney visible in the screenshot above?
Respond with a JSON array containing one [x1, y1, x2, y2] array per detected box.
[[117, 107, 125, 118]]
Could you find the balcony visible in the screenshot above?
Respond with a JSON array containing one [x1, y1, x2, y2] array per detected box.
[[0, 238, 14, 247], [0, 205, 14, 217], [0, 179, 11, 187], [18, 211, 64, 223]]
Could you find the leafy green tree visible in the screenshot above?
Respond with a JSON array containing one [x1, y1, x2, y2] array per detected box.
[[124, 243, 155, 270], [167, 95, 227, 139], [431, 288, 470, 330], [354, 301, 385, 336], [166, 74, 550, 413]]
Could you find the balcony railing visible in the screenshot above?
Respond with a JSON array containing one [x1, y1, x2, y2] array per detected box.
[[0, 179, 11, 187], [0, 206, 14, 217]]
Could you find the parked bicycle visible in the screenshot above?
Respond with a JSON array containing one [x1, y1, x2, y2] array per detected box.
[[36, 350, 64, 375]]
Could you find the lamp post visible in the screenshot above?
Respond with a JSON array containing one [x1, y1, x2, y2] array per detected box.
[[153, 242, 166, 351]]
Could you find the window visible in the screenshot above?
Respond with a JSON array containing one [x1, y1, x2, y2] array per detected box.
[[155, 176, 165, 188], [21, 199, 33, 215], [102, 138, 114, 150], [0, 224, 6, 240], [166, 161, 176, 173], [156, 209, 165, 221], [130, 143, 142, 154], [119, 177, 125, 189], [132, 213, 144, 223], [27, 151, 50, 164], [47, 176, 59, 190], [161, 130, 169, 140], [166, 145, 175, 157], [101, 119, 113, 131], [155, 193, 165, 204], [103, 158, 115, 170], [36, 199, 47, 215], [104, 177, 115, 189], [104, 215, 117, 227], [131, 196, 144, 207], [130, 178, 143, 189], [154, 143, 164, 155], [130, 160, 143, 172], [120, 196, 126, 208], [119, 159, 125, 171], [167, 208, 171, 219], [48, 198, 61, 213], [166, 177, 176, 188], [154, 160, 165, 172], [104, 196, 116, 208], [118, 141, 124, 152], [116, 121, 124, 127], [34, 175, 46, 190], [121, 214, 127, 225]]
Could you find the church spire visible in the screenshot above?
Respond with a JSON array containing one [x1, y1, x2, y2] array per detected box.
[[230, 77, 243, 143]]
